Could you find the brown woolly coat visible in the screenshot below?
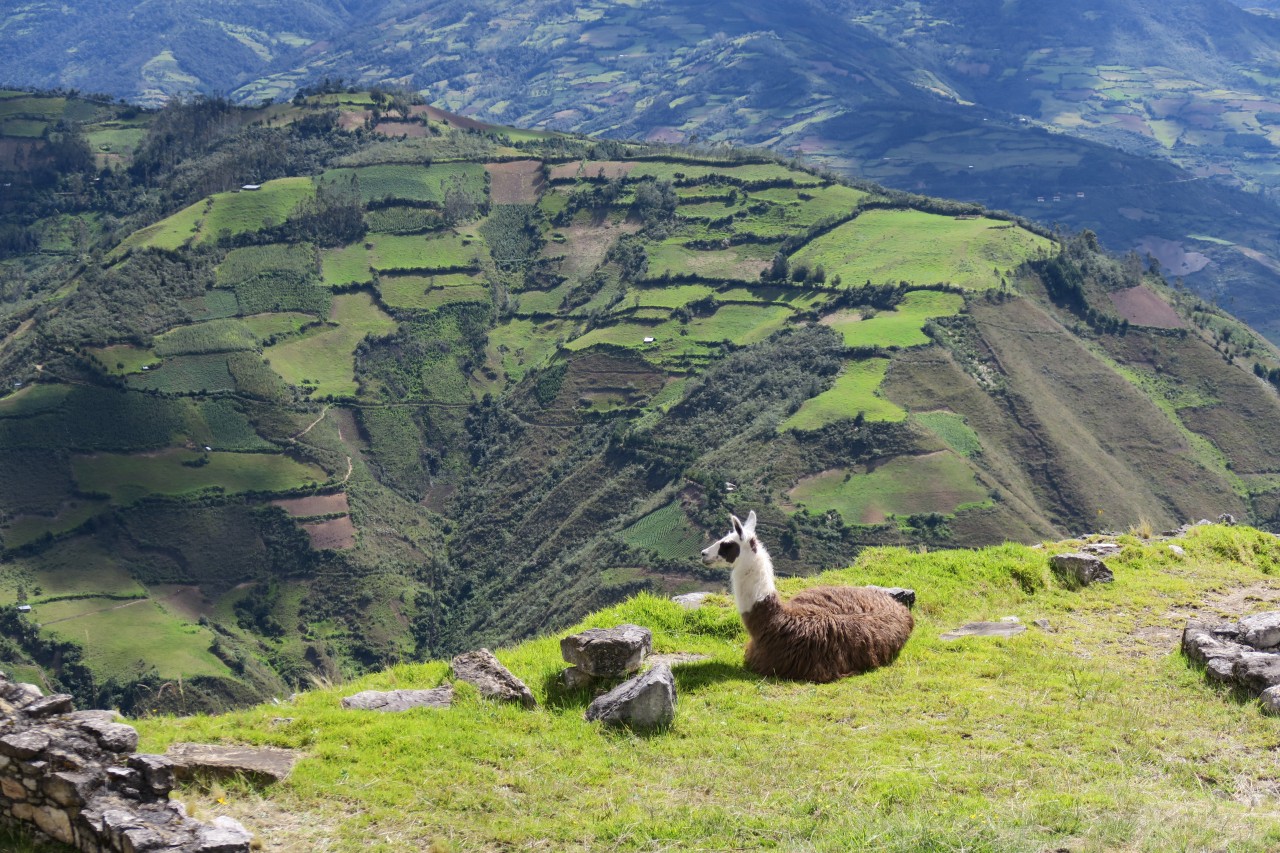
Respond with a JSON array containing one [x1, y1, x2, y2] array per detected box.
[[741, 586, 913, 682]]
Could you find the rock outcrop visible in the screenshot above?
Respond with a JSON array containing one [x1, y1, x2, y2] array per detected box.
[[584, 664, 677, 730], [0, 671, 254, 852], [451, 649, 536, 708]]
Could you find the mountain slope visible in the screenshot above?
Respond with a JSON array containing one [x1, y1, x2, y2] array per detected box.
[[3, 92, 1280, 716]]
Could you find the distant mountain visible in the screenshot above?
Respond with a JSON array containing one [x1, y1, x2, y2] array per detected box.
[[4, 1, 1280, 338]]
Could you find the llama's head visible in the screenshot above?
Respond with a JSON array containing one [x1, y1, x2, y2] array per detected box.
[[700, 510, 759, 566]]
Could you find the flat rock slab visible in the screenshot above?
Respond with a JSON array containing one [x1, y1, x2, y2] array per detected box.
[[165, 743, 299, 785], [341, 685, 454, 712], [451, 649, 536, 708], [867, 586, 916, 609], [1050, 552, 1114, 586], [671, 592, 712, 610], [561, 624, 652, 678], [1234, 652, 1280, 693], [585, 664, 676, 730], [941, 620, 1027, 641], [1241, 612, 1280, 650]]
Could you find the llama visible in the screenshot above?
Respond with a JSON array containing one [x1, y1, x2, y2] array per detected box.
[[701, 511, 913, 682]]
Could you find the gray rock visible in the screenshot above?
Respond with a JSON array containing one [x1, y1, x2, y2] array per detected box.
[[77, 718, 139, 753], [1206, 656, 1238, 682], [1181, 621, 1247, 666], [166, 743, 298, 785], [671, 592, 711, 610], [561, 624, 652, 678], [1032, 618, 1053, 632], [1234, 652, 1280, 692], [451, 649, 536, 708], [867, 586, 916, 609], [0, 730, 51, 759], [195, 815, 254, 853], [1169, 544, 1186, 557], [585, 663, 676, 730], [1050, 552, 1114, 586], [127, 754, 176, 800], [341, 686, 454, 712], [560, 666, 594, 690], [1241, 612, 1280, 650], [1261, 685, 1280, 716], [22, 693, 73, 718], [1080, 542, 1122, 557], [940, 620, 1027, 640], [45, 770, 103, 807]]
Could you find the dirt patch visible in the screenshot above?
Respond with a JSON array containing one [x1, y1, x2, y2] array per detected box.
[[272, 493, 350, 518], [819, 309, 862, 327], [486, 160, 544, 204], [544, 219, 640, 281], [1108, 286, 1186, 329], [336, 110, 369, 131], [417, 105, 491, 132], [1135, 236, 1210, 276], [0, 137, 43, 170], [302, 516, 357, 550], [861, 506, 888, 524], [152, 585, 214, 622], [548, 160, 637, 181]]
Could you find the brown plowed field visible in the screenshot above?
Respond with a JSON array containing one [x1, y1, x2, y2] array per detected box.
[[548, 160, 637, 181], [302, 516, 357, 550], [1108, 286, 1186, 329], [272, 492, 350, 518], [486, 160, 544, 204]]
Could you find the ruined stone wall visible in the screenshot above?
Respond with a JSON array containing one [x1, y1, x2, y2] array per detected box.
[[0, 671, 251, 853]]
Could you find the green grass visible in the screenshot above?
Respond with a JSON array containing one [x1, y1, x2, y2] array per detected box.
[[0, 384, 71, 417], [88, 344, 159, 375], [566, 304, 794, 367], [133, 526, 1280, 851], [126, 354, 238, 394], [789, 451, 990, 524], [320, 163, 488, 205], [239, 312, 314, 341], [265, 292, 397, 397], [154, 319, 260, 357], [320, 243, 374, 286], [781, 358, 906, 430], [119, 178, 316, 252], [72, 449, 327, 504], [824, 290, 965, 349], [913, 411, 982, 457], [2, 499, 112, 549], [217, 243, 318, 288], [378, 276, 490, 311], [620, 501, 704, 560], [39, 597, 232, 683], [367, 232, 483, 272], [487, 319, 566, 383], [793, 210, 1054, 291]]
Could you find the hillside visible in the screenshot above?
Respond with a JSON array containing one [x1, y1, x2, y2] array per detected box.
[[122, 523, 1280, 851], [5, 92, 1280, 718], [5, 0, 1280, 341]]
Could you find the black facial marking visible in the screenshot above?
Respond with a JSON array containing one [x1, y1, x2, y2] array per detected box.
[[749, 537, 758, 554], [718, 540, 741, 563]]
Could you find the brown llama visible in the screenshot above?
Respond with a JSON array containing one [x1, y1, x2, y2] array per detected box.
[[701, 511, 913, 682]]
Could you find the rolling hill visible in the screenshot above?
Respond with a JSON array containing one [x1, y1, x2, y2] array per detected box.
[[3, 91, 1280, 718]]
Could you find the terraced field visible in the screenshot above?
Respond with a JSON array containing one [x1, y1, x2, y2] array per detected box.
[[118, 178, 316, 251], [72, 449, 328, 504], [788, 451, 989, 524], [265, 291, 397, 396]]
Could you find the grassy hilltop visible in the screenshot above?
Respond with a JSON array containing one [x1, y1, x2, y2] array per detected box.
[[127, 523, 1280, 852], [3, 90, 1280, 720]]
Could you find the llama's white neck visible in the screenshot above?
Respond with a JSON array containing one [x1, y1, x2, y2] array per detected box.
[[731, 540, 777, 614]]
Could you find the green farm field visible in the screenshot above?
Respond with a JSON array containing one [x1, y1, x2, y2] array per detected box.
[[788, 451, 989, 524], [321, 243, 374, 286], [0, 538, 144, 604], [119, 178, 316, 251], [620, 500, 704, 560], [265, 292, 397, 396], [781, 358, 906, 431], [822, 290, 965, 349], [793, 211, 1053, 291], [566, 304, 794, 366], [72, 449, 327, 504], [367, 232, 483, 272], [320, 162, 487, 205]]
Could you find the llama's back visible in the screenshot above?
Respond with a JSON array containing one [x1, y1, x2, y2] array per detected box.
[[742, 586, 913, 682]]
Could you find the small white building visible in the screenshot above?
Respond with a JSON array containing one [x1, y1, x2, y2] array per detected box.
[[17, 605, 31, 613], [241, 184, 262, 191], [643, 336, 655, 343]]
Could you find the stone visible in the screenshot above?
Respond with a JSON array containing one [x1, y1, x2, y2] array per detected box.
[[1240, 612, 1280, 650], [23, 693, 73, 718], [0, 680, 42, 709], [77, 718, 140, 753], [1169, 544, 1186, 557], [194, 815, 254, 853], [1080, 542, 1122, 557], [1205, 656, 1238, 682], [341, 685, 454, 712], [1181, 621, 1247, 666], [1234, 652, 1280, 692], [671, 592, 711, 610], [46, 769, 103, 807], [121, 826, 169, 853], [585, 664, 676, 730], [165, 742, 298, 785], [560, 624, 652, 678], [1219, 513, 1236, 525], [32, 803, 74, 844], [451, 649, 536, 708], [1050, 552, 1114, 586], [127, 754, 176, 800], [560, 666, 594, 690], [867, 586, 916, 609], [1, 776, 26, 800], [1032, 618, 1053, 632], [940, 620, 1027, 640], [1261, 685, 1280, 715], [0, 730, 51, 760]]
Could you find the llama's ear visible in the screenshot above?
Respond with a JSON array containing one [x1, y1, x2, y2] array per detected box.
[[744, 510, 757, 534], [730, 514, 745, 537]]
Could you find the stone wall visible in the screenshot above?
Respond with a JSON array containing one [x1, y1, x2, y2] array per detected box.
[[0, 671, 251, 853]]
